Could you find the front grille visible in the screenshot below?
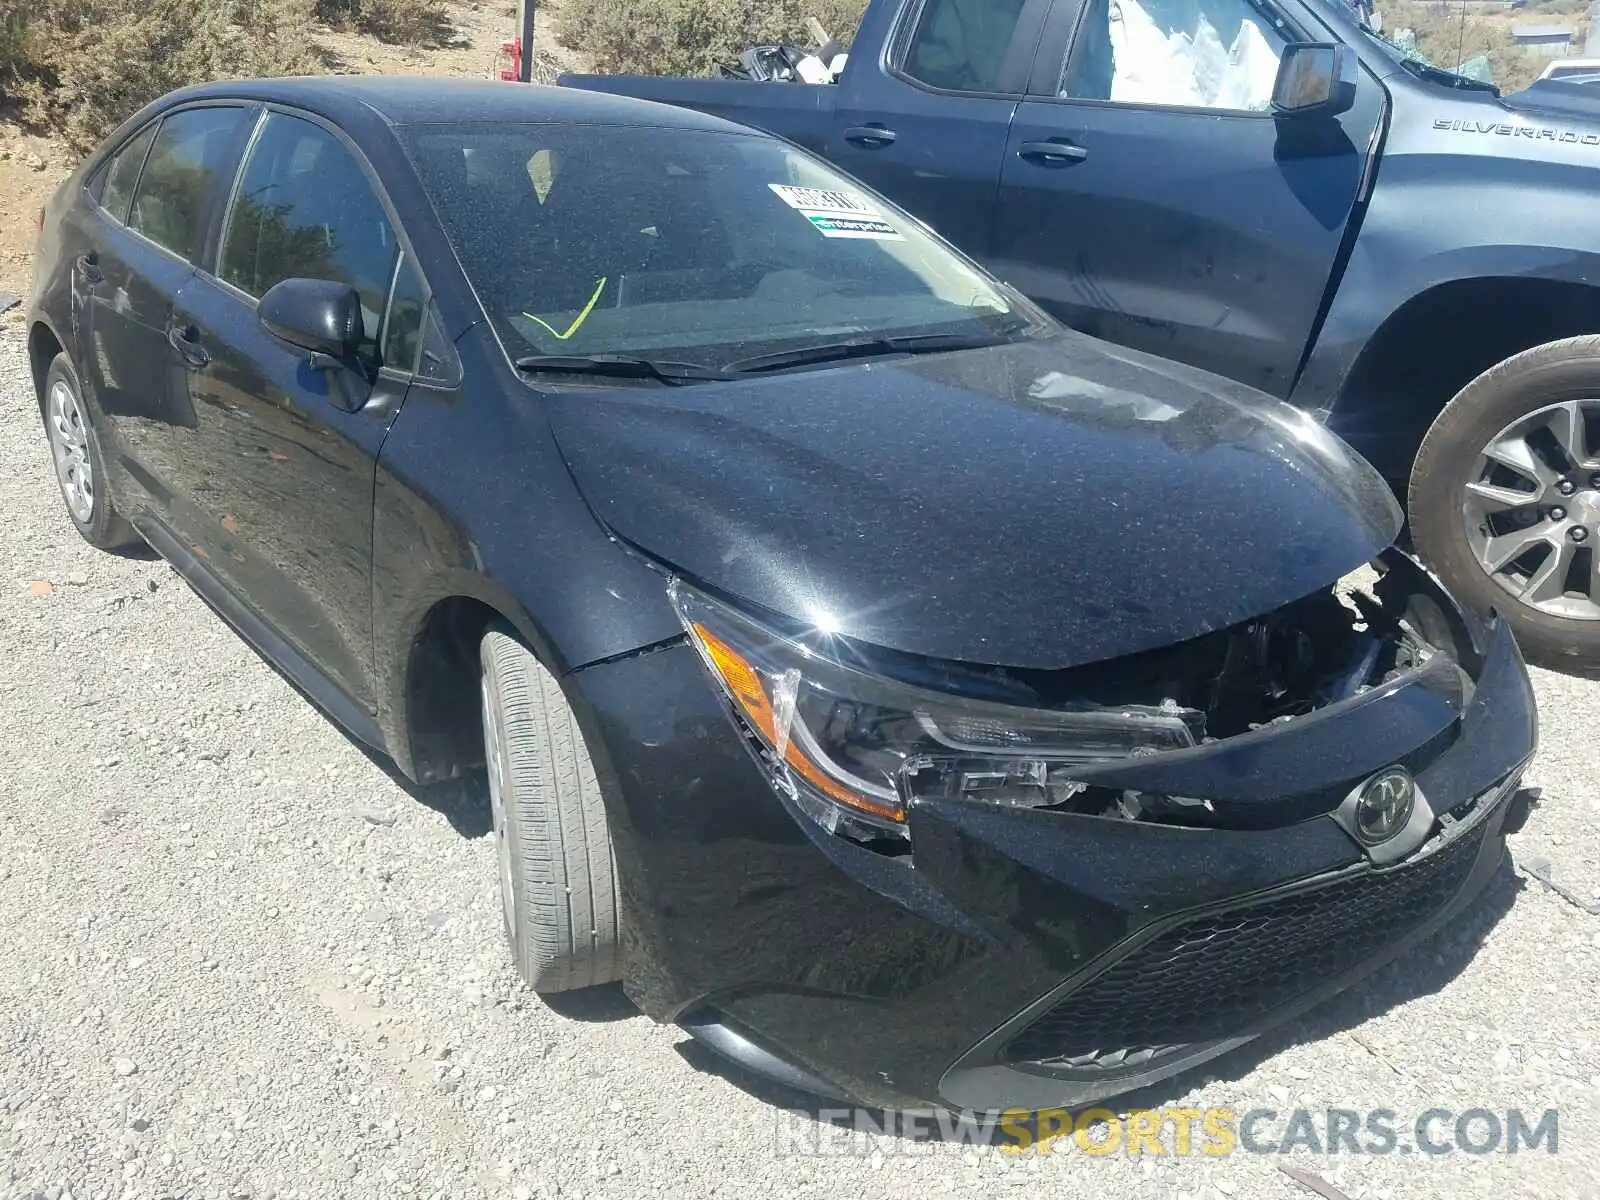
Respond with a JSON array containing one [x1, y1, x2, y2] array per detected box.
[[1004, 823, 1488, 1067]]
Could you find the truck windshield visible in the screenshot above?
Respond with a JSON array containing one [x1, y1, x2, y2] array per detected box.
[[1347, 7, 1498, 93], [402, 122, 1042, 375]]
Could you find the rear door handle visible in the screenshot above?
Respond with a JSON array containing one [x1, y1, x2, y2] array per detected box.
[[843, 125, 898, 147], [1017, 139, 1089, 166], [167, 323, 210, 368], [75, 253, 102, 284]]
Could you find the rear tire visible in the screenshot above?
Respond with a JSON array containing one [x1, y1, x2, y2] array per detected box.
[[42, 353, 139, 552], [479, 625, 622, 993], [1410, 336, 1600, 672]]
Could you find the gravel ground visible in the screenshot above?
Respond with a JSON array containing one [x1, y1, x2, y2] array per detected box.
[[2, 324, 1599, 1200]]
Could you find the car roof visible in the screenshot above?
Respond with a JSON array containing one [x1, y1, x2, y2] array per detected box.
[[163, 75, 758, 136]]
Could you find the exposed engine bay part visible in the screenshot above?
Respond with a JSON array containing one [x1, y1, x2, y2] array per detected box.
[[681, 544, 1480, 852], [866, 548, 1472, 737], [889, 549, 1479, 835]]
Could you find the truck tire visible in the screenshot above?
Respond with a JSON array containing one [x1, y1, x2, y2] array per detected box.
[[479, 624, 622, 993], [42, 353, 140, 552], [1410, 336, 1600, 672]]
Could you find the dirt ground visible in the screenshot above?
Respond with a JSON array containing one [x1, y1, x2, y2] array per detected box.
[[0, 0, 579, 304], [0, 131, 72, 302]]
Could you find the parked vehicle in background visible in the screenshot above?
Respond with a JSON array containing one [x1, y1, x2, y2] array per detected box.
[[1538, 57, 1600, 83], [565, 0, 1600, 672], [28, 78, 1536, 1113]]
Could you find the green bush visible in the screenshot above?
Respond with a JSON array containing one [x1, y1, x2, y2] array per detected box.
[[559, 0, 868, 77], [1, 0, 321, 151]]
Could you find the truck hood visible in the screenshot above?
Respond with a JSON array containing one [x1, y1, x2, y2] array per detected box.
[[1500, 78, 1600, 125], [546, 334, 1402, 670]]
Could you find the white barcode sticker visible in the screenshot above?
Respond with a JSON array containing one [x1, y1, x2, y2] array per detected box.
[[768, 183, 904, 240]]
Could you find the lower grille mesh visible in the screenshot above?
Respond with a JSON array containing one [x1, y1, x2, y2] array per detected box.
[[1004, 824, 1488, 1067]]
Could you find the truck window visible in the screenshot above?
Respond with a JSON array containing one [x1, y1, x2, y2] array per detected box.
[[1059, 0, 1286, 111], [903, 0, 1030, 92]]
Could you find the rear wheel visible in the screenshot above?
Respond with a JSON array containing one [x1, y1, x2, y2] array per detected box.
[[479, 625, 622, 993], [1411, 336, 1600, 672], [42, 353, 139, 552]]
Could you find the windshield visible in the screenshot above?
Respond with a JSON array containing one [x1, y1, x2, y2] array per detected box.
[[1345, 2, 1501, 92], [401, 122, 1041, 374]]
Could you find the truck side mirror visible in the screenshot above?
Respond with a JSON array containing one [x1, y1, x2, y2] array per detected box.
[[1272, 43, 1358, 119]]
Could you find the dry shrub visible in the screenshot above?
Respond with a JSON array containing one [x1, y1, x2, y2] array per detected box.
[[312, 0, 453, 46], [560, 0, 869, 77], [1, 0, 321, 151], [1, 5, 24, 81]]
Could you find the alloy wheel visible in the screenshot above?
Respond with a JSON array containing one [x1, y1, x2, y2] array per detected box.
[[46, 378, 94, 524], [1462, 398, 1600, 620]]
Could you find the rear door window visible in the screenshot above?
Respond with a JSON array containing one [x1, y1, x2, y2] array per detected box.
[[902, 0, 1033, 92], [218, 112, 398, 362], [98, 123, 158, 225], [128, 107, 249, 262]]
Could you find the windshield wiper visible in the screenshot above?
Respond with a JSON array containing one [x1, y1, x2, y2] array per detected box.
[[514, 354, 735, 386], [1396, 55, 1498, 92], [723, 331, 1011, 376]]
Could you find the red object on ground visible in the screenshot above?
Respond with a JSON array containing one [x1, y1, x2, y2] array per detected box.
[[496, 37, 522, 81]]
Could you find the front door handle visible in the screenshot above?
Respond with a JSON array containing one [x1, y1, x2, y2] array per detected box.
[[167, 323, 210, 368], [1017, 139, 1089, 166], [843, 125, 898, 147], [75, 253, 103, 284]]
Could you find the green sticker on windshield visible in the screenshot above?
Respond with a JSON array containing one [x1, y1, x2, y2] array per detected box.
[[769, 183, 904, 241]]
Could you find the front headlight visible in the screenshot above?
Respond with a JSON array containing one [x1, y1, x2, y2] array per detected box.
[[671, 583, 1198, 841]]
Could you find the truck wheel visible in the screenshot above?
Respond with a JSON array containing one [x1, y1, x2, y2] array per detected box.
[[1410, 336, 1600, 672], [479, 624, 622, 993], [42, 353, 140, 552]]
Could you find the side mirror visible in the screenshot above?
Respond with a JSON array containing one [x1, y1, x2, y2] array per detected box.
[[258, 278, 364, 361], [1272, 43, 1358, 119]]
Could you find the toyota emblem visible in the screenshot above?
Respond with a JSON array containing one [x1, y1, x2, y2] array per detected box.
[[1355, 767, 1417, 846]]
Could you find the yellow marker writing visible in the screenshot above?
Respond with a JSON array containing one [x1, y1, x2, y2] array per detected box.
[[523, 276, 608, 341]]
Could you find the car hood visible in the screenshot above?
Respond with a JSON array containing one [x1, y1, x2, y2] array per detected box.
[[546, 333, 1402, 670]]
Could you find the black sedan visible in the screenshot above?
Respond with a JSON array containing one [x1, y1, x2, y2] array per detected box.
[[26, 77, 1537, 1112]]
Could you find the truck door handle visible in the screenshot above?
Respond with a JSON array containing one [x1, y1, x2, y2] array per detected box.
[[167, 323, 210, 368], [76, 253, 103, 284], [1017, 139, 1089, 166], [843, 125, 898, 147]]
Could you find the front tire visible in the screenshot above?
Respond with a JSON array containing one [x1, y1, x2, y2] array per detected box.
[[41, 353, 139, 552], [1411, 336, 1600, 672], [479, 625, 622, 993]]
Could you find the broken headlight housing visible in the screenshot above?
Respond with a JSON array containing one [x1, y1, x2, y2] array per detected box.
[[672, 582, 1198, 841]]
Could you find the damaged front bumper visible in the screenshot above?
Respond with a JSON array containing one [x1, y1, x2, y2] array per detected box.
[[569, 552, 1537, 1111]]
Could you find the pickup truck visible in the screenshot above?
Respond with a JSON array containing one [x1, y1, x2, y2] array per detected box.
[[562, 0, 1600, 672]]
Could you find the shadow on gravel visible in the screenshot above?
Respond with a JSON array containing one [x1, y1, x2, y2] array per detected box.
[[356, 747, 493, 839], [188, 592, 496, 839], [543, 983, 639, 1023], [679, 853, 1526, 1141]]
